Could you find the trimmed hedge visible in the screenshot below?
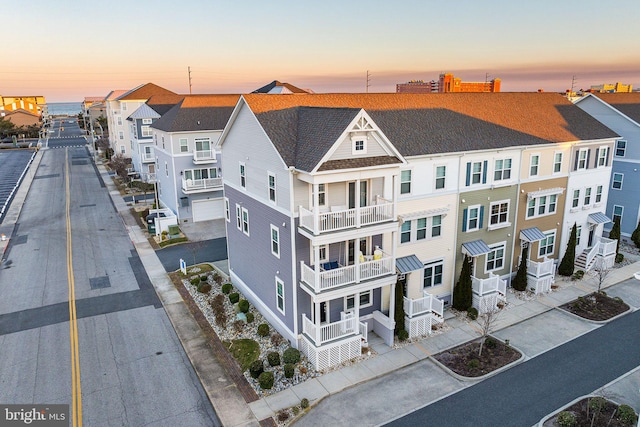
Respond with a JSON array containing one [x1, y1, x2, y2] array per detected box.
[[249, 360, 264, 379], [221, 283, 233, 294], [246, 312, 255, 323], [284, 364, 295, 378], [283, 348, 301, 364], [238, 299, 250, 313], [229, 292, 240, 304], [257, 323, 270, 337], [258, 371, 274, 389], [267, 351, 281, 367]]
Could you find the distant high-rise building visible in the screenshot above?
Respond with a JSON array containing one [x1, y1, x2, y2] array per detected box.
[[589, 82, 633, 93], [396, 73, 501, 93]]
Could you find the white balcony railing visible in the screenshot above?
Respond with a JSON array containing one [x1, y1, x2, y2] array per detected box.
[[403, 292, 444, 318], [598, 237, 617, 257], [472, 272, 506, 297], [526, 257, 555, 278], [302, 314, 359, 346], [193, 149, 216, 163], [181, 177, 223, 193], [299, 201, 394, 235], [300, 256, 394, 293]]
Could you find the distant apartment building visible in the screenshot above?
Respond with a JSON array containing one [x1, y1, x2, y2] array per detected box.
[[590, 82, 633, 93], [396, 73, 501, 94], [0, 95, 47, 118]]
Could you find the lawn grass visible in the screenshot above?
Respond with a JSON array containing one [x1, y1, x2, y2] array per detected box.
[[224, 339, 261, 371]]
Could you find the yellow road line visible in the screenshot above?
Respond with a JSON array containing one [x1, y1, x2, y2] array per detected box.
[[65, 149, 83, 427]]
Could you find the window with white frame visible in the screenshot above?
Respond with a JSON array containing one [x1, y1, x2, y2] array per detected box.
[[597, 147, 607, 167], [577, 149, 588, 170], [142, 118, 152, 124], [486, 243, 505, 272], [117, 116, 123, 126], [576, 225, 582, 245], [572, 189, 580, 208], [431, 215, 442, 237], [241, 207, 249, 235], [489, 201, 509, 226], [612, 173, 623, 190], [270, 225, 280, 258], [268, 173, 276, 202], [465, 205, 481, 231], [416, 218, 427, 240], [345, 290, 372, 310], [584, 187, 592, 205], [118, 131, 124, 140], [471, 161, 483, 184], [352, 137, 367, 154], [539, 231, 555, 257], [120, 145, 125, 154], [318, 245, 328, 263], [400, 170, 411, 194], [400, 221, 411, 243], [615, 140, 626, 157], [275, 278, 285, 314], [553, 152, 563, 173], [195, 138, 211, 152], [435, 165, 446, 189], [526, 194, 558, 219], [595, 185, 603, 203], [184, 167, 217, 181], [224, 198, 230, 222], [612, 205, 623, 224], [235, 204, 241, 230], [494, 158, 512, 181], [404, 216, 442, 242], [239, 162, 246, 188], [179, 138, 188, 153], [530, 155, 540, 176], [314, 183, 326, 207], [423, 259, 444, 288], [141, 125, 152, 137]]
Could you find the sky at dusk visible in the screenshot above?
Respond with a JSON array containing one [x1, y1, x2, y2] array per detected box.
[[3, 0, 639, 102]]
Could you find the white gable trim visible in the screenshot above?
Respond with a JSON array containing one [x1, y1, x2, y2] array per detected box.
[[574, 93, 640, 129]]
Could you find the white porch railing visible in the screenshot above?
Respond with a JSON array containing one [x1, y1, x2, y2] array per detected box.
[[598, 237, 617, 257], [359, 321, 368, 344], [181, 177, 223, 193], [472, 272, 506, 297], [193, 149, 216, 163], [526, 257, 555, 278], [584, 243, 599, 270], [403, 292, 444, 318], [302, 314, 359, 346], [299, 201, 394, 234], [300, 256, 394, 292]]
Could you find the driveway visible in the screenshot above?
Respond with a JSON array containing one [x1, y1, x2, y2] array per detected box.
[[155, 237, 227, 272]]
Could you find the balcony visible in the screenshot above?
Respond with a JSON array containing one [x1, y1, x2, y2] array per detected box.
[[526, 257, 555, 294], [472, 273, 506, 314], [181, 177, 223, 194], [403, 292, 445, 339], [300, 254, 394, 293], [193, 149, 217, 164], [300, 314, 364, 370], [299, 198, 394, 235]]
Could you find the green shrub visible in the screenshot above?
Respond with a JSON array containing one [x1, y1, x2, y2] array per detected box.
[[398, 329, 409, 341], [300, 398, 309, 409], [246, 312, 255, 323], [284, 363, 295, 378], [557, 411, 576, 427], [257, 323, 270, 337], [617, 404, 638, 425], [258, 371, 274, 389], [467, 359, 479, 369], [190, 277, 201, 286], [467, 307, 478, 320], [222, 283, 233, 294], [292, 406, 300, 416], [238, 299, 250, 313], [616, 253, 624, 263], [267, 351, 281, 367], [283, 348, 301, 364], [249, 359, 264, 379], [229, 292, 240, 304], [197, 282, 211, 293], [485, 337, 497, 349], [572, 270, 585, 280]]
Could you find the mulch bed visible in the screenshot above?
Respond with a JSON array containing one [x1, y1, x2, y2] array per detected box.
[[433, 338, 521, 377], [560, 292, 629, 321], [547, 397, 637, 426]]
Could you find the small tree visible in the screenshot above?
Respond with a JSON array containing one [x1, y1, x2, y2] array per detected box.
[[558, 223, 577, 277], [631, 220, 640, 249], [394, 280, 406, 335], [512, 246, 528, 291], [593, 258, 610, 295], [477, 307, 501, 357], [453, 255, 473, 311], [187, 238, 208, 266], [608, 217, 621, 260]]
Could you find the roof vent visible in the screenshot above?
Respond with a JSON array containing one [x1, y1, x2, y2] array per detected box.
[[197, 120, 200, 125]]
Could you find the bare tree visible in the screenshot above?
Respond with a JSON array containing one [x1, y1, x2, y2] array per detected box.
[[477, 306, 502, 357], [187, 238, 208, 266], [593, 258, 610, 294]]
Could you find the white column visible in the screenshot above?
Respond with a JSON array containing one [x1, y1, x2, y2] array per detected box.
[[389, 282, 396, 328], [355, 179, 361, 228], [314, 245, 321, 292]]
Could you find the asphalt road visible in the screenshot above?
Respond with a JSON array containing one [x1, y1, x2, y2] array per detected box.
[[155, 237, 228, 273], [0, 121, 219, 426]]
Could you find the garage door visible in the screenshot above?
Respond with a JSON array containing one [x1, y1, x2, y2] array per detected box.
[[192, 198, 224, 222]]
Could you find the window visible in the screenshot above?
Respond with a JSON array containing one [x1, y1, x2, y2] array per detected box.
[[179, 138, 188, 153], [195, 138, 211, 152], [553, 152, 563, 173], [530, 155, 540, 176], [118, 131, 124, 140], [142, 118, 152, 125], [471, 162, 482, 184], [270, 225, 280, 258], [584, 187, 592, 205], [314, 183, 326, 206], [572, 190, 580, 208], [241, 207, 249, 235], [345, 290, 372, 310], [235, 204, 242, 230], [117, 116, 123, 126], [120, 145, 125, 154], [121, 103, 127, 111], [184, 167, 217, 181], [318, 245, 328, 263], [577, 149, 588, 170], [612, 173, 623, 190], [539, 231, 556, 257], [141, 125, 152, 137], [486, 243, 505, 272], [423, 260, 444, 288], [268, 173, 276, 202], [400, 221, 411, 243], [466, 161, 487, 186], [612, 205, 623, 224], [354, 140, 364, 151], [435, 166, 446, 189], [597, 147, 607, 167], [615, 140, 626, 157], [224, 198, 230, 222], [489, 201, 509, 226], [431, 215, 442, 237], [239, 162, 246, 188], [526, 194, 558, 218], [400, 170, 411, 194], [576, 225, 582, 246], [595, 185, 603, 203], [494, 159, 512, 181], [416, 218, 427, 240], [465, 205, 482, 232], [275, 278, 285, 314]]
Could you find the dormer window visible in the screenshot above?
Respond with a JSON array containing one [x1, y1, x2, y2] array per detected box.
[[351, 135, 367, 155]]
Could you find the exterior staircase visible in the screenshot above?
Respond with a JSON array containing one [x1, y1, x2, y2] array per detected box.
[[575, 249, 591, 270]]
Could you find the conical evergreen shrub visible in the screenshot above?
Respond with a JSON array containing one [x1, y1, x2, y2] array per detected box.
[[631, 221, 640, 249], [453, 255, 473, 311], [558, 223, 577, 277], [512, 246, 529, 291]]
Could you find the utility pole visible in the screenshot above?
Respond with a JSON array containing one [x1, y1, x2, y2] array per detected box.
[[366, 70, 371, 93], [570, 75, 577, 96], [188, 66, 193, 94]]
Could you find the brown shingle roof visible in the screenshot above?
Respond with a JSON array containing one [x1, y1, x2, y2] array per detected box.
[[593, 93, 640, 123], [117, 83, 176, 101]]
